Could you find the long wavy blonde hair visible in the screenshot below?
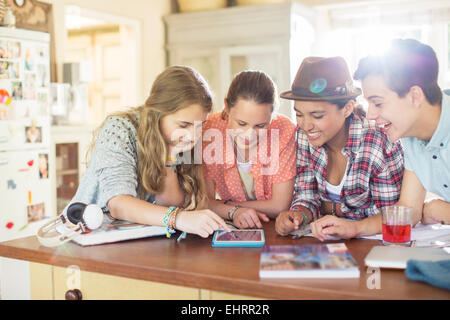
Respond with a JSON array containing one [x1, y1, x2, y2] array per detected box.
[[87, 66, 212, 210]]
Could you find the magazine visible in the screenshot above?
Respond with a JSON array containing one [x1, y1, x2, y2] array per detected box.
[[55, 215, 169, 246], [259, 243, 360, 278]]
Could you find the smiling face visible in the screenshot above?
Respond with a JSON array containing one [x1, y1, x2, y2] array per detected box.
[[160, 103, 208, 154], [226, 98, 272, 149], [361, 74, 418, 142], [294, 100, 353, 148]]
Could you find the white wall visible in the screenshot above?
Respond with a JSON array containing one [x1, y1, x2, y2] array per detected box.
[[41, 0, 171, 103]]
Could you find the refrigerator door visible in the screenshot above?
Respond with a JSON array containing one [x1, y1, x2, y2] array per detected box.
[[0, 117, 50, 152], [0, 149, 52, 242], [0, 27, 51, 151]]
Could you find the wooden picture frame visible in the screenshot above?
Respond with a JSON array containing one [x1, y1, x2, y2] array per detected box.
[[5, 0, 57, 82]]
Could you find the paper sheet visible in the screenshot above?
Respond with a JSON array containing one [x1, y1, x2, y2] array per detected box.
[[293, 223, 450, 247]]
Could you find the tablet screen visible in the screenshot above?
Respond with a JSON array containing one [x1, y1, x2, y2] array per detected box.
[[215, 229, 263, 242]]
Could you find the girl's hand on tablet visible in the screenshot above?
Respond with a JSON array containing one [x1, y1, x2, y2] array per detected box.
[[176, 209, 231, 238], [233, 208, 269, 229]]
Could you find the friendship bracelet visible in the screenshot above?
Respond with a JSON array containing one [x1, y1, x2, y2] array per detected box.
[[165, 163, 177, 173], [163, 206, 177, 238], [291, 207, 307, 228], [168, 207, 182, 230]]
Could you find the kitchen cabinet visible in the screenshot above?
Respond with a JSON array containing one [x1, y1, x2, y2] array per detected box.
[[50, 125, 95, 215], [164, 2, 316, 119]]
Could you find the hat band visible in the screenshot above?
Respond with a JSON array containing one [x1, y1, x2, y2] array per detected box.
[[292, 84, 354, 98]]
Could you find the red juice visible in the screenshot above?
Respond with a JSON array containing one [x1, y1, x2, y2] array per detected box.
[[382, 224, 411, 244]]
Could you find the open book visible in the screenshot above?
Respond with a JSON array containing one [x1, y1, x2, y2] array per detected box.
[[55, 215, 169, 246], [259, 243, 360, 278]]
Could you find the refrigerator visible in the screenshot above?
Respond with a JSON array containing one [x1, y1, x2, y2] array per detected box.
[[0, 27, 52, 242]]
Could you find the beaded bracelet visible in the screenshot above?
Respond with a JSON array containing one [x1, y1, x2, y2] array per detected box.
[[163, 206, 177, 238], [227, 205, 241, 221], [165, 163, 177, 173], [290, 206, 308, 228], [165, 158, 179, 173], [168, 207, 182, 231]]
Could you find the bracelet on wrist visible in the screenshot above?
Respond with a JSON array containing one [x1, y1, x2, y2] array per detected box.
[[163, 206, 177, 238], [290, 206, 308, 227], [169, 207, 183, 230], [227, 205, 241, 221]]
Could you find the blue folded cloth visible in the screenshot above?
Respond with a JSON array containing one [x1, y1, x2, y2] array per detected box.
[[405, 259, 450, 290]]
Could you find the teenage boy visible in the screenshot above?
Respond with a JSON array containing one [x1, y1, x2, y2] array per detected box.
[[354, 38, 449, 225]]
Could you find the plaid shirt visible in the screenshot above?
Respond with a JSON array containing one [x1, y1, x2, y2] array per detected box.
[[291, 114, 404, 220]]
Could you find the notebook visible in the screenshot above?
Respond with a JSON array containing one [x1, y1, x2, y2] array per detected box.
[[55, 216, 169, 246], [364, 246, 450, 269], [259, 243, 360, 278]]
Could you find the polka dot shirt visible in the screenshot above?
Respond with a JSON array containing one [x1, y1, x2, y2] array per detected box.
[[202, 112, 297, 202]]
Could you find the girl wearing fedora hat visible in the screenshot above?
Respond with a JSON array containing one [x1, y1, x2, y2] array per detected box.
[[275, 56, 404, 241], [202, 70, 297, 229]]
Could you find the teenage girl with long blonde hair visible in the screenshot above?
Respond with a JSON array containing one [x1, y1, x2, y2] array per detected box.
[[65, 66, 230, 238]]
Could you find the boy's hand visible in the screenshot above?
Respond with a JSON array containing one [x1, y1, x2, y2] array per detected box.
[[310, 215, 359, 241], [422, 199, 450, 224]]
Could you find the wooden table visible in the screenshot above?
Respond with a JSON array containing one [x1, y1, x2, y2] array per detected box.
[[0, 221, 449, 300]]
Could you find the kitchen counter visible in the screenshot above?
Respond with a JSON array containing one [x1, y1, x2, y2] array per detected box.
[[0, 221, 449, 300]]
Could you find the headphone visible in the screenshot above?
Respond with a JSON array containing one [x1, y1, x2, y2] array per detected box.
[[37, 202, 104, 247]]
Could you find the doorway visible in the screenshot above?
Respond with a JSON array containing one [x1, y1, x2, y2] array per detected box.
[[64, 6, 141, 126]]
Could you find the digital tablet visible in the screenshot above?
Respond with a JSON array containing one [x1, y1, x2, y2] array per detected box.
[[212, 229, 265, 247]]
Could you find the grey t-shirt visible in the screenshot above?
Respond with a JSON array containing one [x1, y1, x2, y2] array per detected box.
[[61, 114, 154, 215]]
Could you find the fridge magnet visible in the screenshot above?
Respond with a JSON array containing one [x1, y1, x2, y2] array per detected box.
[[27, 202, 45, 222], [25, 125, 41, 143], [36, 64, 47, 87], [0, 61, 11, 79], [24, 73, 36, 99], [0, 40, 7, 58], [37, 45, 48, 60], [0, 88, 12, 105], [18, 223, 29, 232], [7, 41, 21, 59], [24, 47, 35, 71], [11, 81, 22, 99], [7, 61, 20, 79], [38, 153, 48, 179], [37, 91, 48, 115], [7, 179, 17, 189]]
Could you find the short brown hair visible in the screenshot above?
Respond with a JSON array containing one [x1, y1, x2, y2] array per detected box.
[[354, 39, 442, 105]]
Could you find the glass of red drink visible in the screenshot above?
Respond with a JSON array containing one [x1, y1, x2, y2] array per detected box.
[[381, 206, 412, 246]]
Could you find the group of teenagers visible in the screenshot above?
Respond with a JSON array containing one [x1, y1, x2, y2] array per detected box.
[[66, 38, 449, 241]]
